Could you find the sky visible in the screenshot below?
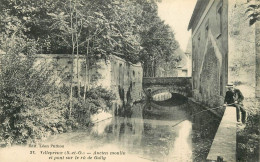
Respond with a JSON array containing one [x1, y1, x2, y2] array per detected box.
[[157, 0, 196, 51]]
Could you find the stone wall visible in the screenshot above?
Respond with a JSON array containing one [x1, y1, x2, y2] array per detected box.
[[34, 54, 87, 87], [34, 54, 143, 105], [228, 0, 256, 99], [109, 55, 143, 106]]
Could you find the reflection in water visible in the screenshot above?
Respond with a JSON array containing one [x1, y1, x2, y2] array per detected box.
[[0, 97, 221, 162], [91, 117, 113, 135], [89, 102, 194, 161], [168, 120, 192, 162], [42, 99, 218, 162]]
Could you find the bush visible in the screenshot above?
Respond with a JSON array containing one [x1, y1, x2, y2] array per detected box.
[[85, 86, 116, 114], [0, 30, 116, 146], [237, 99, 260, 161], [0, 36, 72, 146]]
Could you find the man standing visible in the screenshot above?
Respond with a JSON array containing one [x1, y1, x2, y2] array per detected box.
[[224, 84, 247, 124]]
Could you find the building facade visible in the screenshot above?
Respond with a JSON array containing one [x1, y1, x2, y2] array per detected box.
[[188, 0, 228, 107], [188, 0, 256, 107]]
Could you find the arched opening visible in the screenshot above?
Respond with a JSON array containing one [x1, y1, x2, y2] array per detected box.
[[152, 92, 172, 101], [152, 93, 188, 106]]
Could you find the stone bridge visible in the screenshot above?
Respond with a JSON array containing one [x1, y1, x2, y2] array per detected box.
[[143, 77, 192, 98]]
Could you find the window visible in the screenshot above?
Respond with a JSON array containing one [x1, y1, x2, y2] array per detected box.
[[199, 75, 202, 93], [119, 63, 122, 83], [218, 7, 222, 34], [192, 59, 195, 72], [205, 20, 209, 38], [220, 75, 223, 95], [217, 0, 223, 38], [197, 32, 201, 49], [192, 39, 196, 72], [192, 42, 195, 56]]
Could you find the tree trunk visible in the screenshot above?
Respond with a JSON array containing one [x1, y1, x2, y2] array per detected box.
[[75, 0, 81, 98], [84, 39, 89, 101], [154, 59, 157, 77], [255, 0, 260, 114], [69, 0, 75, 118], [256, 9, 260, 98], [76, 34, 81, 98]]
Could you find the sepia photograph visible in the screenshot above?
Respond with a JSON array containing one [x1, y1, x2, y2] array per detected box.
[[0, 0, 259, 161]]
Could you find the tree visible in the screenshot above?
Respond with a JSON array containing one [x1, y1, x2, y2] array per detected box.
[[1, 0, 181, 96], [136, 0, 179, 77], [1, 0, 180, 78]]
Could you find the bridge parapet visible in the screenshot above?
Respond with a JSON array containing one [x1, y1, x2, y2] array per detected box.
[[143, 77, 192, 86], [143, 77, 192, 97]]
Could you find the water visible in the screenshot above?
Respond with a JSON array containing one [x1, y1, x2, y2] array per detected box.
[[45, 101, 194, 162], [0, 96, 220, 162], [45, 95, 219, 162]]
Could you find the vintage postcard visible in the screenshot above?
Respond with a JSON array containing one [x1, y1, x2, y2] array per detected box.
[[0, 0, 259, 162]]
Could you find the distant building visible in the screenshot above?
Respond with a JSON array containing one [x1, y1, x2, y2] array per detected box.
[[188, 0, 256, 107], [176, 65, 188, 77], [176, 51, 192, 77], [185, 37, 192, 77]]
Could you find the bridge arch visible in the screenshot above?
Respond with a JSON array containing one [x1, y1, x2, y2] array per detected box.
[[143, 77, 192, 99]]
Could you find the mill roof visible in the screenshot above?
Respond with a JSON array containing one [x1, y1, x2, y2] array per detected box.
[[188, 0, 210, 30]]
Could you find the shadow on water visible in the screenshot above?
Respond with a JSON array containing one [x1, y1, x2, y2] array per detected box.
[[88, 95, 220, 162], [44, 96, 220, 162]]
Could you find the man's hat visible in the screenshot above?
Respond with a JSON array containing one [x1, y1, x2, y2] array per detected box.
[[226, 83, 234, 87]]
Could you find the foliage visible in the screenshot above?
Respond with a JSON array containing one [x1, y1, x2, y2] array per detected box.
[[0, 34, 69, 145], [0, 0, 180, 76], [68, 86, 115, 126], [137, 0, 179, 76], [237, 115, 259, 161], [0, 26, 115, 146], [237, 99, 260, 161], [0, 0, 59, 53], [0, 0, 179, 146], [246, 1, 260, 26], [84, 86, 116, 114]]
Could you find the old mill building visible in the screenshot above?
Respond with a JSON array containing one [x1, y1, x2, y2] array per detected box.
[[188, 0, 256, 107]]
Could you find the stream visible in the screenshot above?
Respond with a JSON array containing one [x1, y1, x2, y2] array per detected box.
[[0, 93, 220, 162]]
